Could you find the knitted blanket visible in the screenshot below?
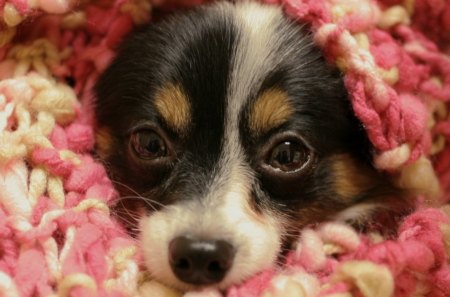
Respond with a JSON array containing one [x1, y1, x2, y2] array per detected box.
[[0, 0, 449, 296]]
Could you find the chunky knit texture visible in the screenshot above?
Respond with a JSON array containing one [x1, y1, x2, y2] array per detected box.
[[0, 0, 449, 296]]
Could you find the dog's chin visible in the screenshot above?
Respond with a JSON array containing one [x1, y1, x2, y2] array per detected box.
[[138, 194, 283, 292]]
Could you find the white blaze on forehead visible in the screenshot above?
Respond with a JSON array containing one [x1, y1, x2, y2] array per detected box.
[[227, 2, 285, 129], [222, 2, 296, 175], [214, 1, 287, 201]]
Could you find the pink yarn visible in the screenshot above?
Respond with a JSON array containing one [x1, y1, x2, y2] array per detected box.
[[1, 0, 450, 296], [31, 148, 75, 177]]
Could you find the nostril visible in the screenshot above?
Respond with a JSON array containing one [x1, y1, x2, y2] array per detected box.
[[207, 259, 231, 279], [169, 236, 235, 285], [174, 257, 191, 271], [208, 261, 221, 272]]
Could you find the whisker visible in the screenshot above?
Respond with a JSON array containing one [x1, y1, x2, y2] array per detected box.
[[114, 195, 164, 212], [110, 179, 142, 197], [112, 208, 142, 222], [112, 214, 140, 229], [109, 179, 167, 211]]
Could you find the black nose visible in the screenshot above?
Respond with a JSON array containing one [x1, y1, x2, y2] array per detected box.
[[169, 236, 235, 285]]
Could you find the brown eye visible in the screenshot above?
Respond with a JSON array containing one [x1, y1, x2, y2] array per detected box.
[[131, 130, 167, 159], [268, 141, 310, 172]]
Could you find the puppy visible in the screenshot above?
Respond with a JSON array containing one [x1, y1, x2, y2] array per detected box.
[[94, 1, 405, 291]]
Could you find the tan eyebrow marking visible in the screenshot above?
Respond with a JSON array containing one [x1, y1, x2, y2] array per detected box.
[[154, 84, 191, 134], [248, 88, 294, 136]]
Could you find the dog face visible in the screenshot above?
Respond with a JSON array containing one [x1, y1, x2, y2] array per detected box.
[[95, 1, 402, 291]]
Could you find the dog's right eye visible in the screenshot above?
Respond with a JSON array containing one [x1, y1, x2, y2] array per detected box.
[[130, 130, 168, 160]]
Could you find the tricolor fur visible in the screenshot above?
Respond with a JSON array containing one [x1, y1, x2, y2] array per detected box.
[[95, 1, 405, 291]]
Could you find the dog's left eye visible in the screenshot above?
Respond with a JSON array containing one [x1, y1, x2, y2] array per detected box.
[[268, 141, 311, 172], [269, 141, 309, 172], [130, 130, 168, 160]]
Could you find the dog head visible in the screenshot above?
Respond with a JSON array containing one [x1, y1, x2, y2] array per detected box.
[[94, 1, 404, 291]]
